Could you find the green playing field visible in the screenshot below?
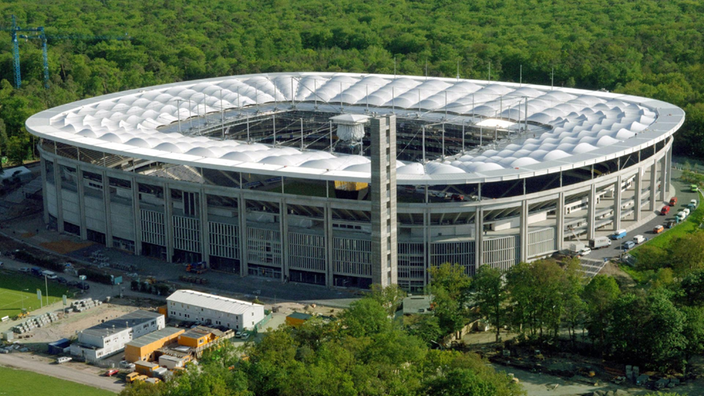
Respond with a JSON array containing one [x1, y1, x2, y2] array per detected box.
[[0, 271, 72, 318]]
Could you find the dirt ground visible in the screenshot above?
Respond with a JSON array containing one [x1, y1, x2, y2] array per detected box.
[[598, 261, 636, 288], [271, 301, 343, 317], [26, 304, 143, 344], [40, 240, 94, 255]]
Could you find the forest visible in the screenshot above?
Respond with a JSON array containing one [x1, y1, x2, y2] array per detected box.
[[0, 0, 703, 165]]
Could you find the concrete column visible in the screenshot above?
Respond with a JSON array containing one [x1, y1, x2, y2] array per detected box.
[[55, 161, 64, 233], [238, 193, 248, 277], [280, 200, 289, 283], [131, 176, 142, 256], [424, 208, 430, 287], [325, 203, 334, 287], [520, 201, 529, 262], [667, 143, 673, 192], [102, 170, 113, 248], [635, 167, 643, 222], [556, 192, 565, 251], [475, 208, 483, 268], [164, 185, 174, 262], [614, 175, 622, 231], [199, 189, 209, 267], [587, 184, 596, 240], [370, 115, 398, 287], [650, 161, 657, 211], [75, 165, 88, 240], [40, 156, 49, 224], [660, 154, 667, 202]]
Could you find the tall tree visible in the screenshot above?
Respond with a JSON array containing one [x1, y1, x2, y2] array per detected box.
[[471, 265, 506, 342], [429, 263, 472, 336], [582, 274, 620, 348]]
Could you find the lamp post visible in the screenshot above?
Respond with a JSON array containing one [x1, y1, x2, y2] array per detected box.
[[44, 274, 49, 306]]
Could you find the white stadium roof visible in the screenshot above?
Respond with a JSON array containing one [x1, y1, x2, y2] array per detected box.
[[167, 290, 259, 314], [26, 72, 685, 185]]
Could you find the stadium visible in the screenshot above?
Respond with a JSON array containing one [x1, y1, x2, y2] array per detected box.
[[26, 72, 684, 292]]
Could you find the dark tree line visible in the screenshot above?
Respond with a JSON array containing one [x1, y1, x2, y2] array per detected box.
[[1, 0, 704, 168]]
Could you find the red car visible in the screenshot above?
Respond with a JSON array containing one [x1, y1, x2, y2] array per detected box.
[[104, 369, 119, 377], [669, 197, 677, 206], [661, 206, 670, 215]]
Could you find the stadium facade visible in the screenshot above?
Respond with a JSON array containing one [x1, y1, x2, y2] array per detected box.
[[26, 73, 684, 292]]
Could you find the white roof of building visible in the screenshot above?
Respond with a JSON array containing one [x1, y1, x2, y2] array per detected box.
[[167, 289, 260, 315], [26, 72, 684, 185]]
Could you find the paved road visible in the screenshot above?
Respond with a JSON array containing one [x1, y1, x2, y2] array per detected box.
[[585, 169, 698, 261], [0, 353, 122, 393]]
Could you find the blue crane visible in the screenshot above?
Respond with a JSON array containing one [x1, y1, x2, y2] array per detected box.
[[3, 15, 129, 89]]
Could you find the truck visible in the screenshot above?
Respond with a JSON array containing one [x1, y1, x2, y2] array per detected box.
[[590, 236, 612, 249], [676, 211, 686, 222], [185, 261, 207, 274], [610, 229, 627, 240], [568, 242, 586, 254]]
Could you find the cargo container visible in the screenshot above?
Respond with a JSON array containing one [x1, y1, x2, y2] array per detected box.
[[568, 242, 586, 253]]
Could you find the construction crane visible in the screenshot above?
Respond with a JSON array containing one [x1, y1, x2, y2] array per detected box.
[[1, 15, 43, 88], [2, 15, 129, 89]]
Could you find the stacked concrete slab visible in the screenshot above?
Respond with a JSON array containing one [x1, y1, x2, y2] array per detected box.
[[71, 298, 101, 313], [13, 312, 60, 334]]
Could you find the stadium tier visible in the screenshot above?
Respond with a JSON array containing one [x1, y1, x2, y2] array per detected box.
[[26, 72, 684, 291]]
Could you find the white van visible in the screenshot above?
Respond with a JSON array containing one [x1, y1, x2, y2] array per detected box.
[[633, 235, 646, 244]]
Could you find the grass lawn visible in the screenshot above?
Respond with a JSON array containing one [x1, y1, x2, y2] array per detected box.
[[0, 271, 73, 318], [630, 197, 704, 257], [0, 366, 114, 396]]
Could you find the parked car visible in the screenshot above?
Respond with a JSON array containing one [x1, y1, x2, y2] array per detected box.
[[691, 184, 699, 193], [119, 360, 136, 370], [622, 240, 636, 250], [665, 220, 676, 229], [241, 333, 250, 340], [104, 369, 119, 377], [669, 197, 678, 206], [661, 205, 670, 215], [19, 267, 30, 273], [633, 235, 647, 244], [56, 277, 68, 284], [235, 331, 242, 338], [76, 282, 90, 290], [579, 248, 591, 256], [653, 225, 665, 234], [42, 270, 58, 280]]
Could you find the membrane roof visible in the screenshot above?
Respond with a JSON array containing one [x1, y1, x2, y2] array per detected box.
[[26, 72, 685, 185]]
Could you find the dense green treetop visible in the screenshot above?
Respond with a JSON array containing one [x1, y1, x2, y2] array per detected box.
[[0, 0, 703, 162]]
